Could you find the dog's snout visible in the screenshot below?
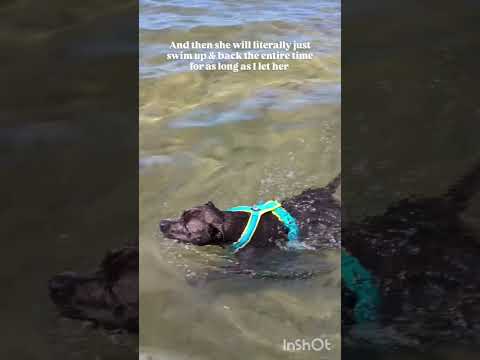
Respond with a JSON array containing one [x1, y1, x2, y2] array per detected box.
[[159, 220, 170, 233], [49, 273, 77, 302]]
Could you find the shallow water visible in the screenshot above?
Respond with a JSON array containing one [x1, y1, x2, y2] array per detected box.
[[140, 0, 341, 359]]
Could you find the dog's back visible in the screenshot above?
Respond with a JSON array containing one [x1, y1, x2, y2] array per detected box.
[[343, 160, 480, 341], [282, 174, 341, 248]]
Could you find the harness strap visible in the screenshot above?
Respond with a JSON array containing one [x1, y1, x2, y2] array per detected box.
[[341, 249, 381, 323], [271, 206, 300, 242], [226, 200, 299, 252]]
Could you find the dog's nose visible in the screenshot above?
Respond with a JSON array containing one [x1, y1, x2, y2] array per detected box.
[[159, 220, 170, 233], [48, 272, 77, 302]]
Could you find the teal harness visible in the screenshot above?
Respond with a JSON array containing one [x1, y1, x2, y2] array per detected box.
[[342, 249, 381, 323], [226, 200, 300, 252], [226, 200, 380, 323]]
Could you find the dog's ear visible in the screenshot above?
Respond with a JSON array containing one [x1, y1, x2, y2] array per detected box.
[[205, 201, 216, 208], [208, 223, 224, 242], [204, 201, 225, 221], [101, 247, 138, 282]]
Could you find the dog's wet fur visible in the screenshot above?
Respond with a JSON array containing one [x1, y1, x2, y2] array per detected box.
[[49, 244, 138, 333], [343, 161, 480, 343], [159, 174, 341, 252], [49, 164, 480, 344]]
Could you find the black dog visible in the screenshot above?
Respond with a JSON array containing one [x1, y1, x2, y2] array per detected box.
[[161, 164, 480, 344], [49, 244, 139, 333], [159, 174, 341, 254], [343, 160, 480, 344]]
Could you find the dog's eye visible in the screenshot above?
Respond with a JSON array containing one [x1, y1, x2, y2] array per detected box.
[[183, 209, 200, 220]]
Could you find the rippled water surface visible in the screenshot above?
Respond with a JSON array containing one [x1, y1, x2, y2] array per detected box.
[[140, 0, 341, 359]]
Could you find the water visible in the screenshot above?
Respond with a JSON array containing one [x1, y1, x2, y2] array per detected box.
[[5, 0, 476, 358], [140, 0, 341, 359], [1, 1, 137, 359]]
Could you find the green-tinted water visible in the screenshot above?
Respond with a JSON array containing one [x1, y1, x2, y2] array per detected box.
[[140, 1, 341, 359]]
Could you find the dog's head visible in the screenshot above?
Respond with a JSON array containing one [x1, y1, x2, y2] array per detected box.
[[159, 201, 225, 245], [48, 246, 138, 332]]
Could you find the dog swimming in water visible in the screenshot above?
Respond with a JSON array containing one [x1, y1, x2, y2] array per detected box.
[[49, 243, 139, 333], [159, 174, 341, 255], [161, 163, 480, 345]]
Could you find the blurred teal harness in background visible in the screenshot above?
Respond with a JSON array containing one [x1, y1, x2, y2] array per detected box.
[[342, 249, 381, 323]]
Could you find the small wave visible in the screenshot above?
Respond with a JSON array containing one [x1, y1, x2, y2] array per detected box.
[[140, 0, 339, 33], [155, 5, 209, 16], [139, 155, 173, 169], [167, 83, 338, 129]]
